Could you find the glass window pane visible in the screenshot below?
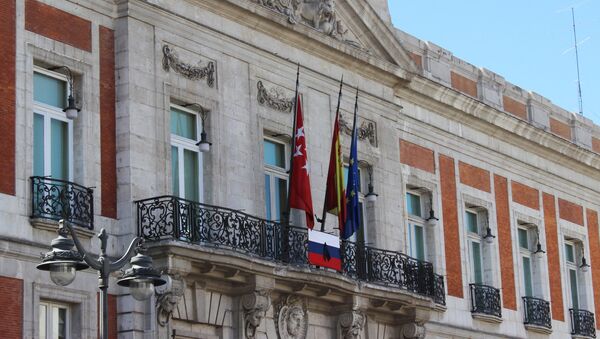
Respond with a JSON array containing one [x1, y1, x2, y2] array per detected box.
[[171, 108, 197, 139], [57, 307, 67, 339], [466, 211, 478, 234], [39, 304, 47, 339], [171, 146, 179, 197], [34, 72, 66, 108], [265, 174, 271, 220], [50, 118, 69, 180], [570, 269, 579, 309], [183, 149, 199, 202], [34, 113, 45, 176], [523, 256, 533, 296], [264, 140, 285, 168], [414, 224, 425, 261], [565, 243, 575, 263], [518, 229, 529, 249], [275, 177, 287, 222], [406, 193, 421, 217], [471, 241, 483, 284], [52, 306, 59, 339]]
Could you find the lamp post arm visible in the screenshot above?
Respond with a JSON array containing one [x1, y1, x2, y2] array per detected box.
[[109, 237, 143, 272], [62, 220, 103, 271]]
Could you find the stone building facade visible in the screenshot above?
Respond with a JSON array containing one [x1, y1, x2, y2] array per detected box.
[[1, 0, 600, 338]]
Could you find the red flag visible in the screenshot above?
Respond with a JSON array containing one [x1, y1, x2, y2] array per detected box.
[[323, 110, 346, 228], [289, 94, 315, 229]]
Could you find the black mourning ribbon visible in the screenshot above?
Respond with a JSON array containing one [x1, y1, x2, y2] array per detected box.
[[322, 242, 331, 262]]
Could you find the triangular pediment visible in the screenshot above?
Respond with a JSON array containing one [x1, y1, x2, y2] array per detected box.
[[240, 0, 419, 76]]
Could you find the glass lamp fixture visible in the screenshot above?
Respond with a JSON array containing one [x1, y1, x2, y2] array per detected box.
[[117, 251, 166, 301], [483, 226, 496, 244], [362, 163, 378, 203], [196, 109, 212, 152], [534, 229, 546, 260], [37, 223, 89, 286], [580, 250, 591, 273], [426, 209, 439, 227], [50, 66, 80, 120]]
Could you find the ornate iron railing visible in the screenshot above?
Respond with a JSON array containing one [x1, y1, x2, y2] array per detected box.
[[523, 297, 551, 329], [469, 283, 502, 318], [570, 309, 596, 338], [137, 196, 445, 304], [31, 176, 94, 229]]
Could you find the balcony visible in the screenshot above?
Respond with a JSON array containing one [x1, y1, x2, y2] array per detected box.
[[30, 176, 94, 230], [136, 196, 446, 305], [523, 297, 552, 333], [470, 283, 502, 321], [570, 309, 596, 338]]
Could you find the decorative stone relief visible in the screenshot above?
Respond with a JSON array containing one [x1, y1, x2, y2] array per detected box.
[[339, 114, 377, 146], [155, 275, 186, 326], [250, 0, 361, 47], [241, 290, 272, 339], [275, 295, 308, 339], [162, 44, 215, 87], [257, 81, 294, 112], [338, 310, 366, 339], [401, 323, 425, 339]]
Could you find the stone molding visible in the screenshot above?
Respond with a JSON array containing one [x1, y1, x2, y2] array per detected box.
[[339, 114, 377, 146], [162, 44, 215, 87], [241, 290, 272, 339], [257, 80, 294, 112], [275, 295, 308, 339], [338, 310, 366, 339], [401, 323, 426, 339], [155, 275, 186, 326]]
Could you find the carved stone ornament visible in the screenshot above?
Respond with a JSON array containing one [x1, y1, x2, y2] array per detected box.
[[162, 44, 215, 87], [257, 81, 294, 112], [402, 323, 425, 339], [155, 275, 185, 326], [250, 0, 361, 47], [338, 311, 366, 339], [339, 114, 377, 146], [241, 290, 272, 339], [275, 295, 308, 339]]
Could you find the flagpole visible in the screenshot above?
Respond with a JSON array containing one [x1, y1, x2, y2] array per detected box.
[[320, 76, 344, 232], [284, 63, 301, 228]]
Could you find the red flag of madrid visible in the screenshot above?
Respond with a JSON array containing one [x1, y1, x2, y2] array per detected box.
[[289, 94, 315, 229]]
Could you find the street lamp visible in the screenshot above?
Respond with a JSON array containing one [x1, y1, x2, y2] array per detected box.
[[196, 109, 212, 152], [49, 66, 81, 119], [37, 220, 165, 339]]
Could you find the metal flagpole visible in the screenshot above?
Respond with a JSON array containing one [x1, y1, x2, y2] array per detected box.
[[320, 76, 344, 232]]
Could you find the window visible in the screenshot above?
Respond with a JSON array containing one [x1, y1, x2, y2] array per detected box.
[[565, 241, 580, 309], [518, 227, 534, 297], [33, 68, 73, 180], [406, 191, 428, 261], [39, 301, 69, 339], [171, 105, 203, 202], [466, 209, 484, 284], [264, 138, 288, 222], [344, 165, 367, 243]]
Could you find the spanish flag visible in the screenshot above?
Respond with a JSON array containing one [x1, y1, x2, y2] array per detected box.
[[323, 108, 347, 229]]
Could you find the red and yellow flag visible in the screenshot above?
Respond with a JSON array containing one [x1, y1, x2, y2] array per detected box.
[[323, 110, 347, 228]]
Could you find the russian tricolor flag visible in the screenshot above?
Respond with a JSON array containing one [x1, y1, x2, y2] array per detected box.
[[308, 229, 341, 271]]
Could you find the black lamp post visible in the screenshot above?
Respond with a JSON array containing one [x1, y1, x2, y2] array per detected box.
[[580, 248, 591, 273], [37, 220, 165, 339], [534, 229, 546, 259], [50, 66, 80, 119], [196, 109, 212, 152]]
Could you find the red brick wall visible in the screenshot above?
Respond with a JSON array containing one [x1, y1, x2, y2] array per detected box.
[[409, 52, 422, 69], [511, 181, 539, 210], [99, 26, 117, 219], [399, 139, 435, 173], [549, 118, 572, 140], [0, 0, 16, 195], [458, 161, 491, 192], [494, 175, 516, 310], [440, 155, 463, 297], [586, 209, 600, 329], [502, 96, 528, 120], [543, 193, 564, 321], [0, 276, 23, 338], [593, 137, 600, 153], [451, 71, 478, 98], [25, 0, 92, 52], [97, 293, 118, 339], [558, 198, 584, 226]]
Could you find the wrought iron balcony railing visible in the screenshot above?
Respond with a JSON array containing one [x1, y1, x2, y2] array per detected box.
[[31, 176, 94, 230], [469, 283, 502, 318], [570, 309, 596, 338], [523, 297, 551, 329], [136, 196, 445, 305]]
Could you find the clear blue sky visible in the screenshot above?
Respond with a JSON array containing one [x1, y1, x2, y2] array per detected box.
[[388, 1, 600, 124]]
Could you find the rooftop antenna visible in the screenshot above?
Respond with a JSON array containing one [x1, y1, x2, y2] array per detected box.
[[572, 7, 584, 115]]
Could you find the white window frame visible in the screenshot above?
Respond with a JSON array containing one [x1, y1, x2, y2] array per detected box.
[[170, 104, 203, 202], [33, 66, 74, 180], [564, 240, 581, 309], [406, 189, 428, 261], [264, 136, 289, 222], [39, 300, 70, 339], [466, 208, 484, 284], [517, 226, 535, 297]]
